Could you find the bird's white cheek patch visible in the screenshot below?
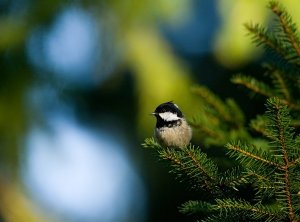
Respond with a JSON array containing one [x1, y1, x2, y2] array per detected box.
[[159, 112, 180, 121]]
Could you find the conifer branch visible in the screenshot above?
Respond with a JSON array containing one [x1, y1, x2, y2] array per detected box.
[[225, 99, 245, 126], [179, 200, 213, 215], [200, 215, 247, 222], [266, 97, 296, 221], [214, 199, 282, 221], [270, 69, 292, 101], [191, 85, 248, 147], [226, 142, 282, 169], [189, 119, 225, 141], [281, 170, 295, 222], [159, 147, 221, 193], [265, 64, 300, 112], [191, 86, 231, 122], [250, 115, 274, 138], [142, 137, 161, 149], [269, 1, 300, 59], [232, 73, 300, 110], [219, 167, 249, 190], [232, 66, 300, 112], [184, 147, 218, 182], [244, 23, 287, 60], [285, 102, 300, 111], [142, 138, 221, 192], [289, 157, 300, 167], [248, 171, 276, 195], [182, 199, 283, 222], [231, 74, 275, 97], [291, 119, 300, 127]]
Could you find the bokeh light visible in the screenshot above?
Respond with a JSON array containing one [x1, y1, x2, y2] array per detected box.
[[22, 116, 146, 222], [26, 6, 101, 85]]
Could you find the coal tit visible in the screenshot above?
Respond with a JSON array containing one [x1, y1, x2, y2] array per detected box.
[[151, 101, 192, 148]]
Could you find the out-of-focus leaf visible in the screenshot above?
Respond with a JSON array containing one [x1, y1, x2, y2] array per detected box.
[[107, 0, 191, 27], [0, 182, 53, 222], [214, 0, 300, 68], [214, 0, 269, 67], [0, 17, 27, 50], [124, 27, 200, 135]]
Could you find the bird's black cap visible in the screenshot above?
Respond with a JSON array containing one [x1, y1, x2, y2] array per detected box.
[[153, 101, 183, 118]]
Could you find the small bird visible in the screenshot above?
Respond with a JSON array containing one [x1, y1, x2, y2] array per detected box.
[[151, 101, 192, 148]]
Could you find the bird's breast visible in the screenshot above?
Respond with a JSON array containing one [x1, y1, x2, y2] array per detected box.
[[155, 120, 192, 148]]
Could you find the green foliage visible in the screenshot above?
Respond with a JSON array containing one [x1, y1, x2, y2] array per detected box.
[[143, 139, 223, 193], [179, 200, 214, 215], [231, 74, 275, 97], [144, 98, 300, 221], [239, 1, 300, 113], [190, 85, 249, 146], [143, 1, 300, 221]]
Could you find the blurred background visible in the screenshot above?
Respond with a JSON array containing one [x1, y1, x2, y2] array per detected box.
[[1, 0, 300, 221]]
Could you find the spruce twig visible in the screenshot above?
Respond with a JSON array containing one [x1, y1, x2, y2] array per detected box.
[[245, 23, 287, 60], [269, 1, 300, 59], [231, 74, 275, 97], [191, 86, 231, 122], [226, 141, 283, 169], [266, 98, 296, 221]]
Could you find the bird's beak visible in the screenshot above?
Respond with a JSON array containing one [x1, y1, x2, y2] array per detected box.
[[150, 112, 157, 116]]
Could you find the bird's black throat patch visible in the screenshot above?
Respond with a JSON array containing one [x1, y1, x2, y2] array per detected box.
[[156, 118, 182, 128]]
